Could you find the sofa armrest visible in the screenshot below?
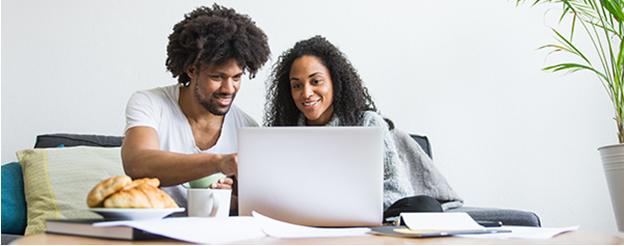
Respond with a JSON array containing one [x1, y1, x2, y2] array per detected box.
[[1, 162, 27, 236], [2, 233, 23, 245]]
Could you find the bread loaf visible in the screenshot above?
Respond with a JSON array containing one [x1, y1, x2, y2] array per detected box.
[[86, 175, 132, 208], [135, 183, 178, 208], [104, 184, 152, 208], [122, 177, 160, 191], [87, 175, 179, 208]]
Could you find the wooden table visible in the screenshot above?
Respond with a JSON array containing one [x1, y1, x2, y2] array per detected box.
[[11, 229, 624, 245]]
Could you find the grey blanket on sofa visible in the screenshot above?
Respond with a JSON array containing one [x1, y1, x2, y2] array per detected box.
[[391, 128, 463, 210]]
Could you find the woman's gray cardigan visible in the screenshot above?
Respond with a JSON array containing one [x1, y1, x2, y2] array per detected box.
[[298, 111, 463, 211]]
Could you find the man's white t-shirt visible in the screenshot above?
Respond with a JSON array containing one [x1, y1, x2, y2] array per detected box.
[[124, 84, 258, 208]]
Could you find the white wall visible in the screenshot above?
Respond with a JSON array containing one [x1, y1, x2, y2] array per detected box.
[[3, 0, 623, 237]]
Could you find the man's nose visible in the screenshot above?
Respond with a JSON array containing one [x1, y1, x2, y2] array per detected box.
[[221, 78, 236, 94]]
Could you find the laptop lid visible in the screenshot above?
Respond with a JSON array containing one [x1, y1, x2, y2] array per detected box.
[[237, 127, 384, 227]]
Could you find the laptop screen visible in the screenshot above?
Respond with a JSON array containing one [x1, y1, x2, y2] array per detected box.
[[237, 127, 384, 227]]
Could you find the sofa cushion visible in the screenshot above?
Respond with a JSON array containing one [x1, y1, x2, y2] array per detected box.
[[16, 146, 125, 235], [446, 206, 541, 227], [1, 162, 27, 235], [34, 133, 123, 148]]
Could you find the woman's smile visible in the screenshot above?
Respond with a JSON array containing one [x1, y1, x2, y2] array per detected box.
[[289, 55, 334, 126], [303, 99, 320, 108]]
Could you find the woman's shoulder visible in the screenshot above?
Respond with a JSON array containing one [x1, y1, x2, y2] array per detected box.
[[360, 110, 387, 127]]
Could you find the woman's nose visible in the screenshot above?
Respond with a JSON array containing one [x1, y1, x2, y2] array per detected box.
[[303, 84, 314, 98]]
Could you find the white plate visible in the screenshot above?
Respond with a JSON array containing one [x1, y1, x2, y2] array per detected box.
[[89, 207, 185, 220]]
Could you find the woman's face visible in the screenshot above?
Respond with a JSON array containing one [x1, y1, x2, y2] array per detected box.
[[289, 55, 334, 126]]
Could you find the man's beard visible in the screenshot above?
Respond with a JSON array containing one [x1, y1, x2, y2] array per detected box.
[[195, 89, 235, 116]]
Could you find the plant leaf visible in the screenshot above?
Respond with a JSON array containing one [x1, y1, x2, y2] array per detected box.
[[543, 62, 609, 80]]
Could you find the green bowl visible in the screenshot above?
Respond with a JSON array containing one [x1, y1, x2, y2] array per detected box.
[[187, 173, 227, 188]]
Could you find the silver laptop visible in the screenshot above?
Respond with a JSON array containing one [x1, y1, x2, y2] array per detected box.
[[237, 127, 384, 227]]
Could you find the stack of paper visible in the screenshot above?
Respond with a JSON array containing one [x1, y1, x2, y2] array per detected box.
[[370, 212, 511, 238]]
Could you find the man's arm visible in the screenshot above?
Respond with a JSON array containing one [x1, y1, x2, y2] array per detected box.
[[121, 126, 237, 187]]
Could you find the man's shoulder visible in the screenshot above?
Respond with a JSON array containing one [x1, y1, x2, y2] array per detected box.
[[134, 84, 178, 96], [227, 105, 258, 126], [227, 104, 247, 116], [130, 84, 179, 104]]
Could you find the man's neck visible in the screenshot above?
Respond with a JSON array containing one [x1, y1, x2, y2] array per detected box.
[[178, 86, 225, 151]]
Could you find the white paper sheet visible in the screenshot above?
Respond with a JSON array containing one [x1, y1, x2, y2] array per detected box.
[[251, 211, 372, 238], [400, 212, 485, 231], [456, 225, 581, 240], [399, 212, 579, 240], [94, 216, 266, 244]]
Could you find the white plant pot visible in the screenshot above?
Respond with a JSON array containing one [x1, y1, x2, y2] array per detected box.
[[599, 143, 624, 232]]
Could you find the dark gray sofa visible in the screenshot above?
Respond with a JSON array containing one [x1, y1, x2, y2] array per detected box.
[[1, 133, 539, 244], [409, 134, 540, 227]]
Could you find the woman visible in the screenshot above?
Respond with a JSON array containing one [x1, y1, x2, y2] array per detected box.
[[264, 35, 441, 214]]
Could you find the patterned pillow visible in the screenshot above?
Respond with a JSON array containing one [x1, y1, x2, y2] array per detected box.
[[16, 146, 124, 235]]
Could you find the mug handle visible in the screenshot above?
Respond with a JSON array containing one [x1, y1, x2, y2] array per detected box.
[[209, 192, 220, 217]]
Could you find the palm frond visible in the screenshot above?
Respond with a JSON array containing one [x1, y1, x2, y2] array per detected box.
[[518, 0, 624, 143], [543, 62, 608, 78]]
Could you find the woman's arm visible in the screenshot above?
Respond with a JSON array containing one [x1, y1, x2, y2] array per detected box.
[[361, 111, 415, 210]]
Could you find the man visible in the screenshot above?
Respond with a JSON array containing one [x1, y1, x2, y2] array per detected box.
[[121, 4, 270, 211]]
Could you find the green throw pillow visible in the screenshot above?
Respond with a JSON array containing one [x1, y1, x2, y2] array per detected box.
[[16, 146, 125, 235]]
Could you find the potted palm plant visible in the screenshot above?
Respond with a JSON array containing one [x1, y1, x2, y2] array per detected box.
[[518, 0, 624, 231]]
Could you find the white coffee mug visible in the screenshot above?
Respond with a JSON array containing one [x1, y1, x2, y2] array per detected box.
[[187, 188, 232, 217]]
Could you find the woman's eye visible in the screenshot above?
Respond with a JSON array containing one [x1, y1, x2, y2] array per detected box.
[[292, 84, 301, 89], [313, 79, 322, 84]]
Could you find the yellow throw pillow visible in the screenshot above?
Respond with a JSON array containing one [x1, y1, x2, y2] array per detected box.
[[16, 146, 125, 235]]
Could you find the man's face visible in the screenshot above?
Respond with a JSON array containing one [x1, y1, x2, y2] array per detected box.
[[191, 58, 243, 116]]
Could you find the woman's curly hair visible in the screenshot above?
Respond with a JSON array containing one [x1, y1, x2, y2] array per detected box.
[[166, 4, 270, 84], [264, 35, 377, 126]]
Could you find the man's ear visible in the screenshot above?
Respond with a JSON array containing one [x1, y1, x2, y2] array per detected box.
[[186, 65, 197, 79]]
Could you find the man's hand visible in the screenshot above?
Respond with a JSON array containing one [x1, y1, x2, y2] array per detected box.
[[218, 154, 238, 176], [210, 177, 234, 189]]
